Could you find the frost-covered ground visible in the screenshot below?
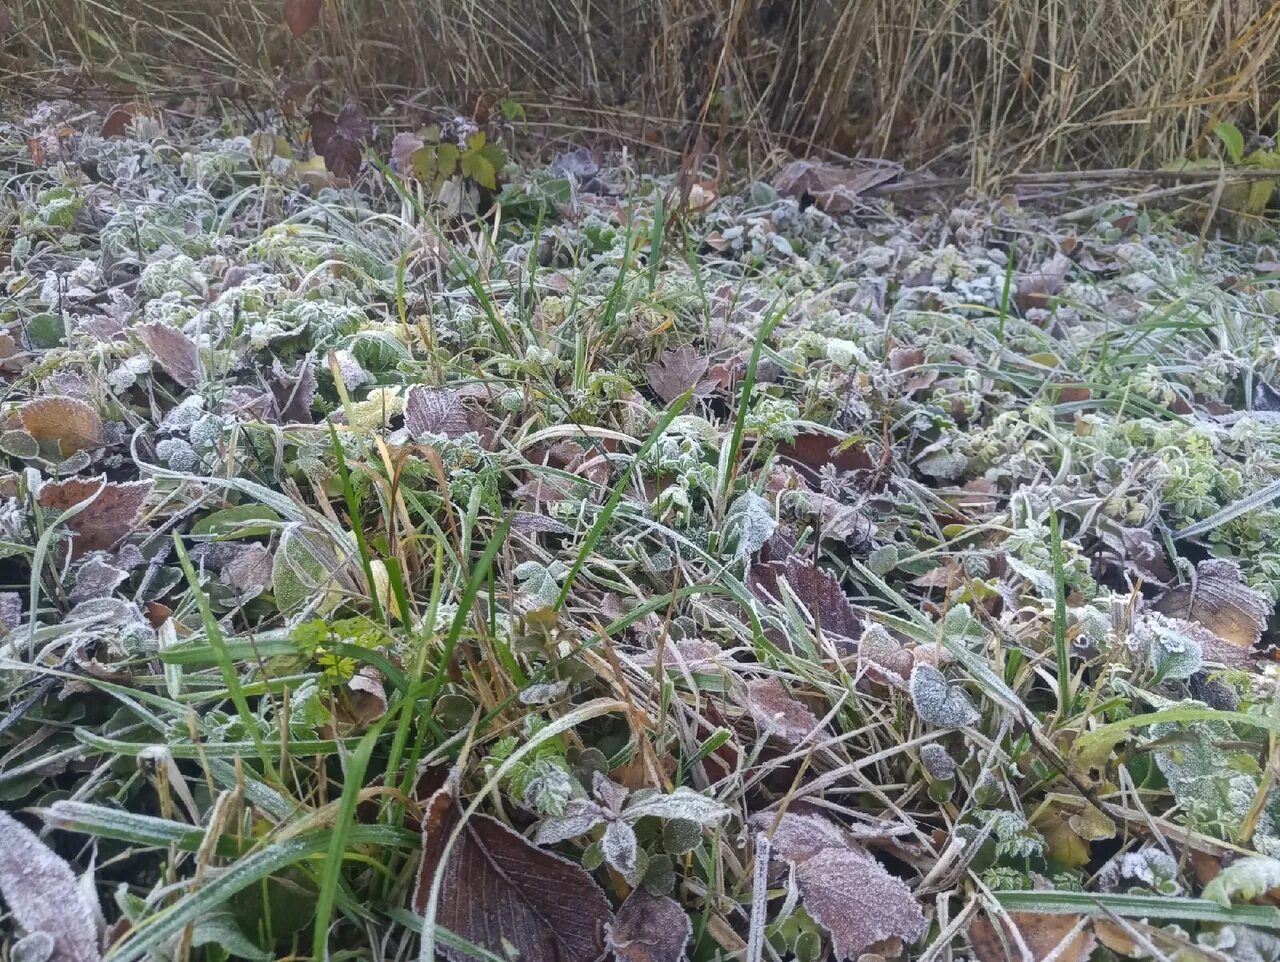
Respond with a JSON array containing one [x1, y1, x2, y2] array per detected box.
[[4, 100, 1280, 962]]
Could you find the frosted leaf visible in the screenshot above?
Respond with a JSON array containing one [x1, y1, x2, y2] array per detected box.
[[858, 623, 913, 687], [592, 771, 630, 815], [973, 810, 1045, 860], [534, 799, 608, 846], [751, 811, 849, 863], [1126, 612, 1205, 680], [1152, 558, 1271, 649], [606, 888, 691, 962], [1096, 847, 1182, 896], [726, 491, 776, 556], [1199, 924, 1280, 962], [625, 787, 731, 826], [795, 848, 925, 959], [221, 544, 273, 599], [69, 556, 128, 604], [645, 346, 714, 405], [0, 592, 21, 631], [404, 386, 469, 439], [602, 819, 639, 875], [138, 322, 199, 387], [1204, 855, 1280, 905], [12, 933, 56, 962], [919, 744, 956, 780], [909, 664, 980, 728], [514, 560, 566, 609], [0, 810, 102, 962], [743, 677, 819, 745], [518, 680, 571, 704]]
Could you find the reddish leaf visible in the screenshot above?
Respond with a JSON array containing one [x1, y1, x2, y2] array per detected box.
[[645, 346, 714, 405], [19, 396, 103, 455], [405, 386, 469, 439], [284, 0, 321, 36], [748, 557, 861, 648], [968, 910, 1094, 962], [743, 677, 819, 745], [774, 432, 873, 484], [38, 477, 153, 558], [101, 102, 153, 138], [411, 779, 614, 962], [138, 322, 199, 387], [309, 102, 370, 180], [606, 889, 691, 962]]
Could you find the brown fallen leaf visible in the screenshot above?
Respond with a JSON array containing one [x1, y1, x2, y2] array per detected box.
[[1015, 252, 1073, 312], [606, 888, 691, 962], [284, 0, 321, 36], [38, 477, 153, 558], [774, 432, 873, 484], [411, 776, 614, 962], [772, 160, 900, 214], [968, 909, 1095, 962], [646, 346, 714, 405], [138, 323, 199, 387], [404, 386, 469, 439], [755, 810, 926, 959], [743, 676, 820, 745], [1152, 558, 1271, 649], [101, 102, 157, 138], [270, 358, 317, 423], [748, 556, 862, 651], [0, 810, 102, 962], [19, 396, 103, 455], [310, 103, 370, 181]]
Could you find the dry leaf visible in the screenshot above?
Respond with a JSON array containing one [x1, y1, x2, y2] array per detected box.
[[100, 103, 155, 139], [756, 810, 925, 959], [772, 160, 900, 213], [138, 323, 198, 387], [283, 0, 321, 36], [411, 779, 614, 962], [38, 477, 153, 558], [0, 809, 102, 962], [19, 396, 103, 455], [774, 433, 873, 484], [221, 544, 273, 599], [606, 889, 691, 962], [405, 386, 469, 439], [69, 557, 128, 605], [645, 347, 714, 405], [310, 103, 370, 181], [1152, 558, 1271, 649], [270, 358, 317, 423], [968, 910, 1095, 962], [748, 557, 861, 649], [743, 677, 819, 745], [1015, 252, 1072, 312]]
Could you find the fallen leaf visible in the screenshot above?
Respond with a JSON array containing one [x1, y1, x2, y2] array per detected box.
[[755, 810, 925, 960], [100, 103, 155, 138], [19, 396, 103, 455], [743, 677, 819, 745], [412, 778, 614, 962], [748, 557, 861, 650], [908, 663, 979, 728], [391, 132, 425, 174], [1015, 252, 1072, 312], [69, 557, 128, 604], [774, 432, 873, 484], [404, 386, 469, 439], [1152, 558, 1271, 649], [283, 0, 321, 36], [0, 809, 102, 962], [968, 909, 1095, 962], [270, 358, 317, 423], [772, 160, 900, 213], [858, 624, 914, 688], [646, 346, 714, 405], [38, 477, 153, 558], [138, 323, 199, 387], [606, 889, 691, 962]]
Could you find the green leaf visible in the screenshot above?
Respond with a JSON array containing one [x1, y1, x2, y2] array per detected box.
[[437, 142, 459, 179], [410, 145, 437, 183], [499, 98, 524, 123], [191, 504, 283, 539], [1214, 121, 1246, 164], [462, 152, 497, 190], [466, 131, 486, 152]]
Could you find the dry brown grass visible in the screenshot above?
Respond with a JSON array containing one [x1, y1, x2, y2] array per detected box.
[[7, 0, 1280, 172]]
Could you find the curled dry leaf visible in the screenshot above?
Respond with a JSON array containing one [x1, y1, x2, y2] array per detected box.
[[19, 396, 102, 455], [269, 358, 317, 423], [38, 477, 153, 559], [754, 810, 925, 960], [0, 809, 102, 962], [309, 103, 370, 181], [1152, 558, 1271, 649], [283, 0, 321, 36], [412, 778, 614, 962], [743, 677, 819, 745], [968, 909, 1095, 962], [137, 323, 198, 388], [645, 346, 715, 405], [404, 386, 469, 439], [606, 888, 692, 962]]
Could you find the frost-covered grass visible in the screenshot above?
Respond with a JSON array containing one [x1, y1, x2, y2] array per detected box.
[[3, 100, 1280, 962]]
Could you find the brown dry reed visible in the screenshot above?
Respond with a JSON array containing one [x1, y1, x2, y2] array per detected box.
[[6, 0, 1280, 173]]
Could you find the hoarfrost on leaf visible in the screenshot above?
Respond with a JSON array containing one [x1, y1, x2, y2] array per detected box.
[[909, 663, 980, 728], [1204, 855, 1280, 905], [726, 491, 776, 556]]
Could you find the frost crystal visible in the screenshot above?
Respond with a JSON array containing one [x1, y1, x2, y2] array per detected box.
[[909, 663, 980, 728]]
